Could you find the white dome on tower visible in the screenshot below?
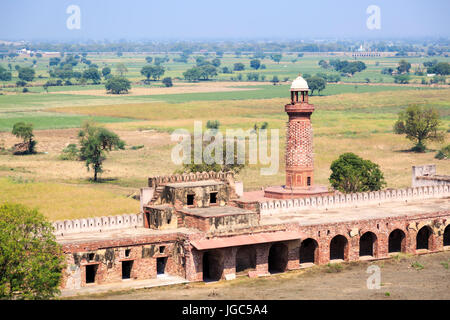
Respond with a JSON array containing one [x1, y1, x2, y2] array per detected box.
[[290, 75, 309, 91]]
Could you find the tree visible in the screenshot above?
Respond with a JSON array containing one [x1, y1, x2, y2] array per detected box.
[[270, 54, 282, 63], [198, 65, 217, 80], [115, 63, 128, 76], [101, 66, 111, 78], [18, 67, 35, 82], [78, 122, 125, 181], [397, 60, 411, 74], [427, 62, 450, 75], [12, 122, 36, 154], [329, 153, 386, 193], [250, 59, 261, 70], [145, 56, 153, 64], [271, 75, 279, 85], [318, 60, 329, 69], [105, 76, 131, 94], [305, 76, 326, 95], [162, 77, 173, 87], [394, 105, 444, 152], [49, 57, 61, 66], [211, 58, 221, 67], [183, 65, 216, 81], [82, 67, 101, 84], [233, 62, 245, 71], [329, 59, 366, 75], [0, 66, 12, 81], [0, 203, 64, 299], [183, 67, 202, 81], [393, 74, 410, 84], [381, 67, 394, 75], [140, 65, 165, 81]]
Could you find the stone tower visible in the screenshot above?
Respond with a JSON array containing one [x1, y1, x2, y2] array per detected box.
[[285, 75, 314, 188], [264, 75, 330, 199]]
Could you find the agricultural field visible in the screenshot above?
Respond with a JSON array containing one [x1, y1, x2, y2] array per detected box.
[[0, 53, 449, 221]]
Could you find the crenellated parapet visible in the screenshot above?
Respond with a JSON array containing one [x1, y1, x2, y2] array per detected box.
[[52, 213, 144, 236], [148, 171, 235, 189], [259, 185, 450, 215]]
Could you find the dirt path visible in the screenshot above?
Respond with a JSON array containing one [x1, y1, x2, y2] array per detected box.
[[73, 251, 450, 300]]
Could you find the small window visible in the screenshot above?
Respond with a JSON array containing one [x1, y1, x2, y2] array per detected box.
[[159, 246, 165, 254], [209, 192, 218, 204], [187, 194, 194, 206], [88, 253, 95, 261], [125, 249, 131, 257], [307, 177, 311, 186]]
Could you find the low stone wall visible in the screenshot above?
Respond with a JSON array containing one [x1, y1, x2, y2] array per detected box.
[[53, 213, 144, 236], [259, 185, 450, 215]]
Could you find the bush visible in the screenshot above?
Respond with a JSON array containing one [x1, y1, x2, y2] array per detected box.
[[435, 144, 450, 160], [329, 153, 386, 193], [59, 144, 80, 160], [206, 120, 220, 130], [162, 77, 173, 87]]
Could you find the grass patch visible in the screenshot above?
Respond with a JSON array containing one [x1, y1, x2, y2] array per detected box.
[[411, 261, 424, 270], [326, 263, 343, 273]]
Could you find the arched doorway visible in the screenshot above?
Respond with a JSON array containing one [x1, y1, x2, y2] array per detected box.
[[444, 225, 450, 247], [416, 226, 432, 250], [330, 235, 348, 261], [359, 232, 377, 257], [235, 246, 256, 273], [388, 229, 406, 253], [299, 238, 318, 264], [202, 250, 224, 281], [268, 243, 288, 274]]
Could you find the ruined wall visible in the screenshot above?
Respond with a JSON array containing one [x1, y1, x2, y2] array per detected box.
[[61, 237, 186, 289], [144, 206, 177, 230], [179, 211, 260, 233], [165, 183, 229, 208]]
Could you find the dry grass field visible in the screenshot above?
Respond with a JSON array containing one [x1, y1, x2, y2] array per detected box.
[[1, 84, 449, 220]]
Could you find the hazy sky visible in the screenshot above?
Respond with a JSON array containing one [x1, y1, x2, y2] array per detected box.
[[1, 0, 449, 41]]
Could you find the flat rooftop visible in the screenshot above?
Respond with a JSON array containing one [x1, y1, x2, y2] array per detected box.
[[180, 206, 254, 218], [56, 227, 197, 245], [260, 197, 450, 227], [165, 180, 224, 188]]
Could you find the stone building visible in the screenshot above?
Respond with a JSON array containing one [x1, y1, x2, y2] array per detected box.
[[55, 76, 450, 293]]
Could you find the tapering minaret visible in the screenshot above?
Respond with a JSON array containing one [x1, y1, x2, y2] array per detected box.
[[264, 75, 330, 199], [285, 75, 314, 188]]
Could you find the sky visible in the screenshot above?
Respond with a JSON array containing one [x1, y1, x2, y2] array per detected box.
[[0, 0, 449, 41]]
